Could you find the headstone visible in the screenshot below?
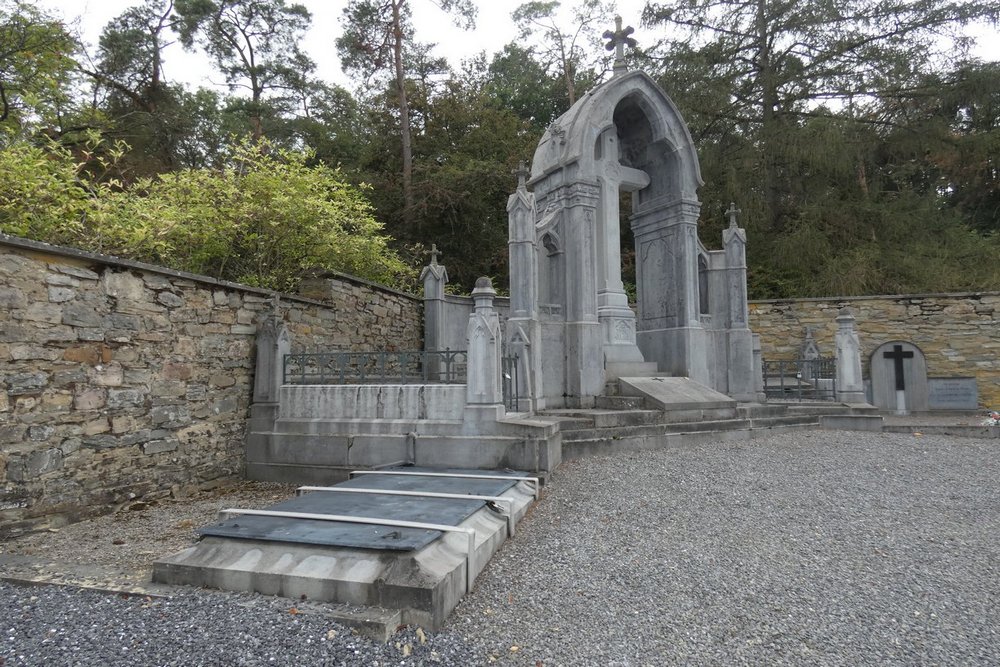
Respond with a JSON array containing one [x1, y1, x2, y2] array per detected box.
[[870, 341, 928, 414], [834, 308, 866, 403], [927, 377, 978, 410]]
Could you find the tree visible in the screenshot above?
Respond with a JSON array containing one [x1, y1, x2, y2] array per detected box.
[[0, 0, 77, 133], [0, 136, 413, 290], [337, 0, 476, 226], [174, 0, 315, 140], [643, 0, 1000, 232], [511, 0, 615, 106]]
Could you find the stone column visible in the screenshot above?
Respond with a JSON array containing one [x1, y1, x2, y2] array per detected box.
[[507, 167, 544, 411], [465, 277, 505, 422], [420, 245, 448, 354], [752, 333, 766, 401], [555, 181, 604, 406], [250, 311, 290, 432], [721, 204, 755, 399], [835, 307, 866, 403]]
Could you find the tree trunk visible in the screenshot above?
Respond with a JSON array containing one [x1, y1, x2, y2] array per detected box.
[[757, 0, 780, 232], [392, 0, 414, 226]]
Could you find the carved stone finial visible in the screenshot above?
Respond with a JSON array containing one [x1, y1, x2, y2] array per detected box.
[[514, 161, 530, 189], [428, 243, 442, 266], [726, 201, 742, 229], [603, 16, 637, 76]]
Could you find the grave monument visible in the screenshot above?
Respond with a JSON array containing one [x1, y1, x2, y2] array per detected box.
[[505, 18, 759, 408]]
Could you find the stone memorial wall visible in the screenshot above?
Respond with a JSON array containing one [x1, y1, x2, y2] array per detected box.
[[750, 293, 1000, 407], [0, 236, 421, 537]]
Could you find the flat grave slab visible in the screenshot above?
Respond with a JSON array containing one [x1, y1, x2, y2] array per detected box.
[[198, 466, 523, 551]]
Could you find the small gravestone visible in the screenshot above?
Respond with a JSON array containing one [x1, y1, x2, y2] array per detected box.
[[927, 377, 978, 410], [870, 341, 928, 414]]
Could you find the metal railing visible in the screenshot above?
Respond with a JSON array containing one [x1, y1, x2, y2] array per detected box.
[[763, 357, 837, 401], [284, 350, 467, 385]]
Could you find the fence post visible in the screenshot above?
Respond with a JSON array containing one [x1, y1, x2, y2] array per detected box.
[[465, 277, 505, 422], [835, 307, 866, 403], [250, 308, 291, 439]]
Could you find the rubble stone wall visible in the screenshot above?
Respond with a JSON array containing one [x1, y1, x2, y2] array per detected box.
[[0, 236, 421, 537], [749, 293, 1000, 407]]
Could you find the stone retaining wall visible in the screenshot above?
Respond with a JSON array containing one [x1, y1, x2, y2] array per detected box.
[[0, 236, 421, 537], [749, 293, 1000, 407]]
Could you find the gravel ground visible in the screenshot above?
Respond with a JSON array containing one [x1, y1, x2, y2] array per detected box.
[[3, 429, 1000, 666]]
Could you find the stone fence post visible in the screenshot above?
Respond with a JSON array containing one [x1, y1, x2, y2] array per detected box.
[[420, 245, 448, 353], [251, 312, 290, 432], [465, 277, 504, 422], [835, 307, 866, 403]]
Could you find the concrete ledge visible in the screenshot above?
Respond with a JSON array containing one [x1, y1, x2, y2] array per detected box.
[[820, 415, 884, 431], [882, 424, 999, 439]]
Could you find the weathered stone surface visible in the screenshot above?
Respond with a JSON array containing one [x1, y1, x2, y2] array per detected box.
[[102, 271, 145, 300], [27, 448, 63, 477], [62, 303, 104, 328], [162, 362, 192, 380], [143, 439, 179, 455], [55, 264, 99, 280], [91, 363, 124, 387], [64, 344, 112, 365], [0, 237, 421, 538], [48, 286, 76, 302], [107, 388, 145, 409], [8, 372, 49, 394], [46, 273, 79, 287], [0, 287, 26, 308], [11, 345, 60, 361], [157, 291, 184, 308], [751, 292, 1000, 407], [24, 302, 62, 324], [28, 425, 55, 442]]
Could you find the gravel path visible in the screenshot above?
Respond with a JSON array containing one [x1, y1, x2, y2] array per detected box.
[[4, 430, 1000, 666]]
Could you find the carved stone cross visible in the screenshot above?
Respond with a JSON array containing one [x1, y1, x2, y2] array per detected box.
[[603, 16, 637, 75], [428, 243, 441, 265], [726, 201, 741, 228], [513, 161, 530, 189]]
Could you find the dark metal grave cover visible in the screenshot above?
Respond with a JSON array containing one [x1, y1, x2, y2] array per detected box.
[[198, 467, 525, 551]]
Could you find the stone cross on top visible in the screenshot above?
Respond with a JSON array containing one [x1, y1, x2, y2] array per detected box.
[[428, 243, 442, 266], [604, 16, 637, 76], [513, 161, 530, 190], [726, 202, 741, 229]]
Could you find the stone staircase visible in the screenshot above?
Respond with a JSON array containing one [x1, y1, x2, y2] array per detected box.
[[542, 380, 866, 461]]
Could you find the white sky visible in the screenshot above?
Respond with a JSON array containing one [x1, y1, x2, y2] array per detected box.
[[35, 0, 1000, 95], [37, 0, 653, 91]]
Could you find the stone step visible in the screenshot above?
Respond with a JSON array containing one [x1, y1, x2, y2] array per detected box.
[[737, 403, 790, 418], [561, 420, 821, 460], [560, 417, 752, 442], [594, 395, 647, 410], [785, 403, 880, 416]]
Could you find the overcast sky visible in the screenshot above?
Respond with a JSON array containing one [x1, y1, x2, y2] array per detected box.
[[37, 0, 653, 91], [36, 0, 999, 93]]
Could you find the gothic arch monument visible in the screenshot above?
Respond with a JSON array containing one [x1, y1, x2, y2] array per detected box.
[[507, 68, 759, 409]]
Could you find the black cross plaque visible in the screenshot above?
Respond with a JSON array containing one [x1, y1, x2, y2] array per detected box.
[[883, 344, 914, 391]]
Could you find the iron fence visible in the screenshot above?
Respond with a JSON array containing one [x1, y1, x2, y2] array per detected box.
[[762, 357, 837, 401], [283, 350, 467, 385]]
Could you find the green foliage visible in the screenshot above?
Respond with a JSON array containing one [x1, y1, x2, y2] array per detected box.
[[0, 0, 78, 132], [0, 137, 413, 291], [0, 139, 95, 242]]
